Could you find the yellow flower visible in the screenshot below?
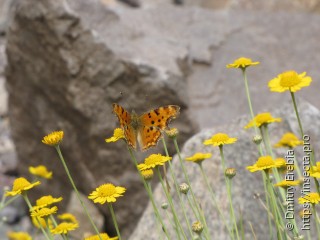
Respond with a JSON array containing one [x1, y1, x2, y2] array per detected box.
[[203, 133, 237, 146], [299, 209, 312, 218], [244, 112, 281, 129], [7, 231, 32, 240], [105, 128, 125, 143], [84, 233, 118, 240], [274, 158, 294, 173], [58, 213, 78, 224], [298, 193, 320, 204], [138, 154, 172, 171], [268, 70, 312, 93], [274, 180, 300, 188], [226, 57, 259, 69], [88, 183, 126, 204], [185, 152, 212, 164], [42, 131, 64, 146], [309, 162, 320, 178], [51, 222, 79, 235], [30, 206, 58, 218], [5, 177, 41, 197], [140, 169, 154, 181], [32, 195, 63, 210], [247, 156, 282, 172], [29, 165, 53, 179], [275, 158, 286, 168], [32, 216, 53, 229], [274, 132, 303, 148]]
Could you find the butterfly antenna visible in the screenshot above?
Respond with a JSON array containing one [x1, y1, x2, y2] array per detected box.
[[117, 91, 132, 110]]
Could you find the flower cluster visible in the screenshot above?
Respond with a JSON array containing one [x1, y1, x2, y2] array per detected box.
[[4, 56, 318, 240]]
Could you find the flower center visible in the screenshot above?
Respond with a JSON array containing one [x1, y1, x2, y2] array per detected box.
[[256, 156, 274, 168], [192, 153, 206, 160], [255, 113, 272, 124], [145, 154, 162, 166], [212, 133, 229, 142], [99, 184, 116, 197], [12, 178, 30, 191], [234, 57, 251, 66], [279, 71, 301, 87], [36, 166, 47, 174]]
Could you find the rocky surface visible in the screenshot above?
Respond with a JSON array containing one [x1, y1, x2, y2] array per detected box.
[[87, 0, 320, 130], [4, 0, 196, 238], [129, 100, 320, 239], [141, 0, 320, 12], [2, 0, 320, 238]]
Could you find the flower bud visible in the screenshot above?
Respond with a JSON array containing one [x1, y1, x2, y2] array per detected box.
[[252, 135, 262, 145], [179, 183, 190, 194], [165, 128, 179, 138], [161, 202, 168, 210], [225, 168, 236, 179], [192, 221, 203, 234]]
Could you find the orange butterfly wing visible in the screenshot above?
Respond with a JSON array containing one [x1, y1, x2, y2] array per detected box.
[[112, 103, 137, 149], [138, 105, 180, 151]]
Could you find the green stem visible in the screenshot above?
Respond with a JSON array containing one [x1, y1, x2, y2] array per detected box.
[[219, 146, 240, 240], [49, 216, 68, 240], [172, 138, 210, 238], [165, 209, 180, 239], [108, 204, 122, 240], [0, 195, 19, 211], [290, 91, 304, 138], [262, 126, 286, 201], [22, 194, 51, 240], [314, 178, 320, 195], [263, 128, 300, 237], [161, 138, 197, 238], [242, 69, 264, 155], [289, 147, 303, 179], [157, 167, 187, 240], [265, 173, 282, 239], [45, 218, 54, 240], [242, 69, 255, 121], [127, 148, 170, 239], [312, 204, 320, 237], [55, 146, 102, 240], [198, 163, 233, 237]]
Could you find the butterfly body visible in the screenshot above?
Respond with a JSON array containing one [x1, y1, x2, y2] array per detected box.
[[130, 112, 141, 130], [112, 104, 180, 151]]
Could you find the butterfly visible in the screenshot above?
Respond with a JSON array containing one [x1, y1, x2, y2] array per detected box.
[[112, 104, 180, 151]]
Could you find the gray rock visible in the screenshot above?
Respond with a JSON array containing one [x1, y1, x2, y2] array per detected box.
[[0, 186, 26, 224], [0, 117, 17, 174], [140, 0, 320, 12], [5, 0, 320, 238], [0, 0, 17, 35], [129, 100, 320, 239], [5, 0, 196, 237], [0, 206, 19, 223], [0, 37, 8, 116]]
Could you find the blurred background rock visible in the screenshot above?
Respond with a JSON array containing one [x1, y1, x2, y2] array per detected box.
[[0, 0, 320, 239]]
